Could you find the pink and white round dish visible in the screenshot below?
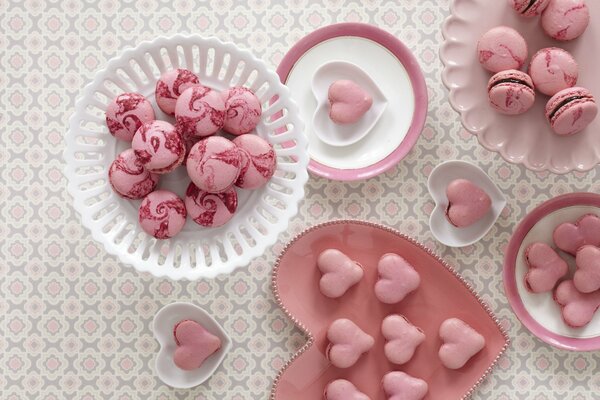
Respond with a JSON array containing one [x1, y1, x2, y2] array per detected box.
[[132, 120, 185, 174], [105, 92, 155, 141], [184, 182, 238, 228], [138, 190, 187, 239], [108, 148, 159, 199], [504, 192, 600, 351], [175, 85, 225, 138], [155, 68, 200, 116], [186, 136, 241, 193], [442, 0, 600, 173]]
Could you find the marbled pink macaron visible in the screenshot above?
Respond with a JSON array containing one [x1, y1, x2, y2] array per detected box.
[[155, 68, 200, 116], [175, 85, 226, 138], [511, 0, 551, 17], [138, 190, 187, 239], [182, 135, 201, 166], [184, 182, 238, 228], [105, 93, 155, 141], [477, 26, 528, 73], [132, 120, 185, 174], [487, 70, 535, 115], [232, 134, 276, 189], [545, 87, 598, 136], [186, 136, 242, 194], [542, 0, 589, 41], [529, 47, 578, 96], [222, 87, 262, 135], [108, 148, 159, 199]]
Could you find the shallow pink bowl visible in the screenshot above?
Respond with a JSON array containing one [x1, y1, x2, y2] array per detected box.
[[271, 220, 508, 400]]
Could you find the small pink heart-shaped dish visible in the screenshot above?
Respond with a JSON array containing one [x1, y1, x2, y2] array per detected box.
[[438, 318, 486, 370], [318, 249, 364, 298], [382, 371, 428, 400], [153, 303, 231, 388]]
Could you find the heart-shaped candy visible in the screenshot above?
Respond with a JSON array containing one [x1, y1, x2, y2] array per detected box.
[[553, 214, 600, 255], [375, 253, 420, 304], [382, 314, 425, 365], [173, 320, 222, 371], [382, 371, 428, 400], [324, 379, 371, 400], [524, 242, 568, 293], [445, 179, 492, 228], [317, 249, 364, 298], [574, 245, 600, 293], [554, 280, 600, 328], [438, 318, 485, 370], [328, 80, 373, 125], [326, 318, 374, 369]]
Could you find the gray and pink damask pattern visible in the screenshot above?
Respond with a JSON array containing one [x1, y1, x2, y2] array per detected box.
[[1, 0, 600, 399]]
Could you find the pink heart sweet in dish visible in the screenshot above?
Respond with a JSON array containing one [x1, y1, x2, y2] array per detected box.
[[554, 280, 600, 328], [173, 320, 222, 371], [553, 214, 600, 255], [382, 371, 428, 400], [318, 249, 364, 298], [382, 314, 425, 365], [324, 379, 371, 400], [328, 80, 373, 125], [445, 179, 492, 228], [438, 318, 486, 370], [326, 318, 374, 369], [375, 253, 420, 304], [574, 245, 600, 294], [524, 242, 568, 293]]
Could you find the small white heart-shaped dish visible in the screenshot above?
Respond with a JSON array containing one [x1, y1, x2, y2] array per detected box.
[[153, 302, 231, 389], [311, 61, 387, 147], [428, 160, 506, 248]]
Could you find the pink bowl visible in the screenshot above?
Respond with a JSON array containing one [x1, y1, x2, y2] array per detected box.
[[271, 220, 508, 400]]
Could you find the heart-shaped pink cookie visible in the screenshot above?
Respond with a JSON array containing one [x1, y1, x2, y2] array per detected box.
[[328, 80, 373, 125], [382, 371, 428, 400], [375, 253, 420, 304], [554, 280, 600, 328], [574, 245, 600, 293], [553, 214, 600, 255], [438, 318, 485, 370], [524, 242, 568, 293], [326, 318, 374, 369], [445, 179, 492, 228], [317, 249, 364, 298], [382, 314, 425, 365], [173, 320, 222, 370], [324, 379, 371, 400]]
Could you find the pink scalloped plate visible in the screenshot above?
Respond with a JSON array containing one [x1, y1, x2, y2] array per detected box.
[[441, 0, 600, 174], [504, 193, 600, 351], [271, 220, 508, 400]]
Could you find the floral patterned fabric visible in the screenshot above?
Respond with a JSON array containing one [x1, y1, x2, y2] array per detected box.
[[1, 0, 599, 399]]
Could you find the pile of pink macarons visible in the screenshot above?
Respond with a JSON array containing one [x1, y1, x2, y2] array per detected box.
[[477, 0, 597, 136], [105, 68, 276, 239]]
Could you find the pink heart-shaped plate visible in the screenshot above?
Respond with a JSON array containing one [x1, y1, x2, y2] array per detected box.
[[271, 220, 508, 400]]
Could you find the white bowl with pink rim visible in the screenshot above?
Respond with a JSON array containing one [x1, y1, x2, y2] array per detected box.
[[64, 35, 309, 280]]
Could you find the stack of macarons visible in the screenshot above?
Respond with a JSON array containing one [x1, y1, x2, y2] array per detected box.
[[477, 0, 597, 136], [106, 68, 277, 239]]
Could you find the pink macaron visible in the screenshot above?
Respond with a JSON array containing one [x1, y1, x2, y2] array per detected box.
[[232, 134, 276, 189], [222, 87, 262, 135], [545, 87, 598, 136], [155, 68, 200, 116], [541, 0, 589, 41], [186, 136, 242, 194], [477, 26, 528, 73], [510, 0, 551, 17], [184, 182, 238, 228], [105, 93, 155, 141], [108, 148, 159, 199], [175, 85, 226, 138], [529, 47, 578, 96], [487, 70, 535, 115], [132, 120, 185, 174], [138, 190, 187, 239]]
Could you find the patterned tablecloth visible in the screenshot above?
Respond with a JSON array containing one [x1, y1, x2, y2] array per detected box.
[[2, 1, 599, 399]]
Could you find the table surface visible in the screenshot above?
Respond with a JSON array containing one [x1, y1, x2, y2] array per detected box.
[[2, 1, 599, 399]]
